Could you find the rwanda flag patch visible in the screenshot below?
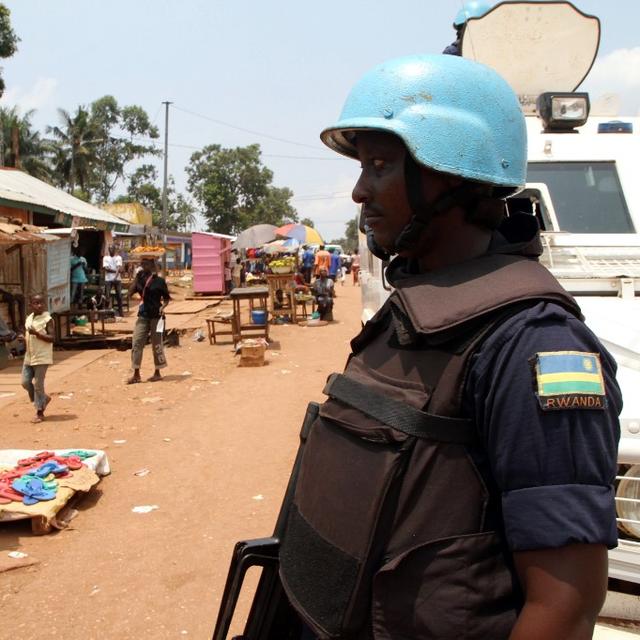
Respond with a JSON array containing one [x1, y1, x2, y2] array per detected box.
[[533, 351, 606, 411]]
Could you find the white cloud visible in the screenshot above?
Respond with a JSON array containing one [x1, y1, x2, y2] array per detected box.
[[0, 77, 58, 112], [583, 48, 640, 115]]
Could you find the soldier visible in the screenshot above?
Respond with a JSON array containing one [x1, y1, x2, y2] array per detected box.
[[278, 54, 621, 639], [442, 0, 492, 55]]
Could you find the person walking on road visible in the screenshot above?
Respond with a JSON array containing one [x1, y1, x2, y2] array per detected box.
[[301, 245, 315, 284], [277, 54, 621, 639], [21, 294, 54, 423], [328, 248, 341, 282], [127, 258, 171, 384], [232, 258, 243, 289], [350, 248, 360, 285], [313, 245, 331, 278], [103, 245, 124, 317]]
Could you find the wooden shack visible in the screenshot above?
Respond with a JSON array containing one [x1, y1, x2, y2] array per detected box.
[[0, 220, 71, 333]]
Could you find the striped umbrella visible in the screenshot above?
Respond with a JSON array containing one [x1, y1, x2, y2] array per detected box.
[[275, 223, 324, 245]]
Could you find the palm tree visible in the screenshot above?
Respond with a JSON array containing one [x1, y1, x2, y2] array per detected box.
[[173, 194, 198, 231], [0, 106, 52, 181], [47, 107, 101, 193]]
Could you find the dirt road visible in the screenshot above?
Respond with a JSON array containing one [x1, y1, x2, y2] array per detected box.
[[0, 282, 362, 640]]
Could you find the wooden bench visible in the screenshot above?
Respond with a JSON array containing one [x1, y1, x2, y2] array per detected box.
[[206, 311, 236, 345]]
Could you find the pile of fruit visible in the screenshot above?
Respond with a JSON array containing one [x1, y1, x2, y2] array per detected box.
[[131, 245, 165, 254], [270, 256, 296, 272]]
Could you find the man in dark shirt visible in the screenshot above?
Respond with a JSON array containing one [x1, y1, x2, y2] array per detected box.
[[127, 258, 171, 384]]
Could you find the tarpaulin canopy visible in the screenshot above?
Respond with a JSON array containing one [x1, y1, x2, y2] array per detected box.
[[232, 224, 277, 250]]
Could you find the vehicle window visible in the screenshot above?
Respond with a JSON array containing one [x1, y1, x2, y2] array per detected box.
[[527, 161, 634, 233]]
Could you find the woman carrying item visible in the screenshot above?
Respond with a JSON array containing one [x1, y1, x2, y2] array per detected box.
[[351, 248, 360, 285], [22, 294, 54, 423], [127, 258, 171, 384]]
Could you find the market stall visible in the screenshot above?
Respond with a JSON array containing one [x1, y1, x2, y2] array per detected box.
[[261, 241, 299, 322]]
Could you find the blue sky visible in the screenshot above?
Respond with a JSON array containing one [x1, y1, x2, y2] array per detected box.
[[1, 0, 639, 241]]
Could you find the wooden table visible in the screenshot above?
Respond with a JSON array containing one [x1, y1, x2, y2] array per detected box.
[[229, 286, 270, 343], [53, 310, 108, 343], [265, 273, 297, 323]]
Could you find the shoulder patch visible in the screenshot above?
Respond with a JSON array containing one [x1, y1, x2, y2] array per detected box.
[[532, 351, 606, 411]]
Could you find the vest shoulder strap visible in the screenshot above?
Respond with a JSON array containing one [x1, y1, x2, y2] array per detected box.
[[323, 373, 478, 445]]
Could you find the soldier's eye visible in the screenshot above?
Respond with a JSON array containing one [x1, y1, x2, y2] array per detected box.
[[372, 159, 386, 171]]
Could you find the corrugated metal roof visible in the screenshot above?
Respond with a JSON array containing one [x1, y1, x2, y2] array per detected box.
[[0, 169, 129, 230]]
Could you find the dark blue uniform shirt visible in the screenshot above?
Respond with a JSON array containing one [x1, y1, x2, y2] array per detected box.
[[465, 301, 622, 551]]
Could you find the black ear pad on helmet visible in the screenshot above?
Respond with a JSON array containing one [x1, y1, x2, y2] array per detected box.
[[394, 155, 478, 253]]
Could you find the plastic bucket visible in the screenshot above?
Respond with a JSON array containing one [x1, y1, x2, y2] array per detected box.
[[251, 310, 267, 325]]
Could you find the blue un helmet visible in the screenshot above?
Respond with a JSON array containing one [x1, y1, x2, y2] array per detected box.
[[453, 0, 492, 28], [321, 54, 525, 193], [320, 54, 526, 258]]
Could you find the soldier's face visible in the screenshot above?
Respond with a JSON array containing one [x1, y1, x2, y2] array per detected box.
[[352, 131, 457, 257], [352, 132, 412, 254]]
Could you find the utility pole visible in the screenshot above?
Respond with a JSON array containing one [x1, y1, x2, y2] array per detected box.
[[161, 101, 172, 273]]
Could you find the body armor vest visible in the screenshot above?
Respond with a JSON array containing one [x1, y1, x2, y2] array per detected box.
[[279, 251, 580, 640]]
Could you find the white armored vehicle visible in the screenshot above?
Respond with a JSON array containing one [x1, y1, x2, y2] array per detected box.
[[357, 0, 640, 605]]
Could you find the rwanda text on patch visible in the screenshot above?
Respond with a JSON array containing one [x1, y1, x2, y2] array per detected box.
[[533, 351, 606, 411]]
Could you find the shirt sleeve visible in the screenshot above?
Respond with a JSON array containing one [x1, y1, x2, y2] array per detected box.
[[466, 302, 622, 551]]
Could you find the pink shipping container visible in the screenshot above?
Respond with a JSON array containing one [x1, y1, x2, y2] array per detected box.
[[191, 231, 235, 294]]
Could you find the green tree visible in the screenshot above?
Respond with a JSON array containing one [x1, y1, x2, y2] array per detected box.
[[344, 216, 359, 251], [0, 106, 51, 180], [186, 143, 297, 234], [0, 5, 19, 98], [120, 164, 162, 211], [88, 96, 160, 202], [116, 165, 196, 231], [300, 217, 315, 228], [172, 193, 197, 231], [47, 106, 101, 193], [46, 97, 160, 199]]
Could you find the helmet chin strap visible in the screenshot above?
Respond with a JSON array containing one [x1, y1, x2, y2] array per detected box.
[[394, 155, 482, 254]]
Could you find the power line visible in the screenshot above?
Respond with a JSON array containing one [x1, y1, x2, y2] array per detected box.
[[172, 104, 327, 151], [120, 135, 348, 161], [291, 192, 352, 201]]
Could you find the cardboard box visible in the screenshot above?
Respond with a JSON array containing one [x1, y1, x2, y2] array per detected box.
[[239, 341, 266, 367]]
